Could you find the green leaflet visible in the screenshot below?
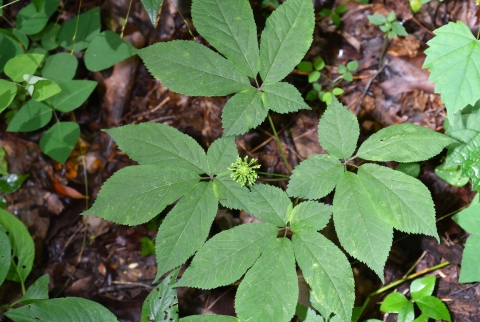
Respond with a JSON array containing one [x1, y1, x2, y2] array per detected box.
[[41, 52, 78, 82], [19, 275, 49, 304], [292, 230, 354, 322], [139, 40, 251, 97], [413, 314, 429, 322], [259, 0, 314, 84], [0, 225, 11, 286], [249, 184, 292, 226], [415, 296, 451, 321], [380, 292, 409, 313], [287, 154, 344, 200], [235, 238, 298, 322], [0, 79, 17, 113], [192, 0, 259, 78], [5, 297, 117, 321], [355, 123, 455, 162], [221, 88, 267, 136], [444, 130, 478, 168], [4, 53, 44, 82], [84, 31, 138, 72], [333, 172, 392, 281], [318, 97, 359, 159], [39, 122, 80, 164], [49, 80, 98, 112], [180, 316, 238, 322], [206, 136, 238, 175], [452, 203, 480, 235], [398, 302, 415, 322], [0, 209, 34, 283], [423, 21, 480, 116], [296, 304, 324, 322], [410, 276, 436, 300], [41, 22, 61, 51], [16, 0, 59, 35], [213, 175, 253, 211], [262, 82, 311, 114], [82, 165, 199, 225], [29, 78, 62, 102], [154, 182, 218, 280], [451, 132, 480, 176], [139, 0, 164, 26], [58, 7, 101, 51], [289, 201, 332, 233], [105, 123, 209, 174], [174, 222, 278, 289], [7, 100, 52, 132], [140, 268, 179, 322], [357, 164, 439, 240], [0, 32, 23, 73]]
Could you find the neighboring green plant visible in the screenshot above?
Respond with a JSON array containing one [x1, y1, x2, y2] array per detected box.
[[367, 11, 407, 39], [396, 162, 421, 178], [380, 276, 451, 322], [409, 0, 445, 14], [319, 4, 347, 28], [298, 58, 358, 104]]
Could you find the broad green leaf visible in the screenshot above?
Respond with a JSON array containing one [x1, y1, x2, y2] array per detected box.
[[318, 97, 359, 159], [292, 231, 354, 322], [39, 122, 80, 164], [213, 175, 254, 211], [41, 52, 78, 82], [415, 296, 451, 321], [84, 31, 138, 72], [309, 290, 332, 319], [155, 182, 218, 280], [192, 0, 259, 78], [175, 222, 278, 289], [262, 82, 310, 114], [356, 123, 455, 162], [140, 268, 179, 322], [357, 164, 439, 240], [82, 165, 199, 225], [457, 234, 480, 283], [49, 80, 97, 112], [222, 88, 268, 136], [31, 79, 62, 101], [41, 22, 60, 50], [0, 208, 34, 283], [295, 304, 324, 322], [412, 314, 429, 322], [0, 32, 24, 73], [380, 292, 409, 313], [410, 276, 436, 300], [452, 203, 480, 235], [7, 100, 52, 132], [249, 184, 292, 226], [4, 53, 44, 82], [289, 201, 332, 233], [235, 238, 298, 322], [16, 0, 59, 35], [451, 132, 480, 177], [206, 136, 238, 175], [58, 7, 101, 51], [12, 29, 29, 49], [397, 301, 415, 322], [423, 21, 480, 116], [5, 297, 117, 321], [0, 79, 17, 113], [396, 163, 421, 178], [333, 172, 392, 281], [0, 174, 29, 194], [180, 316, 238, 322], [298, 61, 313, 73], [140, 0, 164, 26], [139, 40, 250, 96], [444, 130, 478, 168], [287, 154, 344, 200], [434, 163, 469, 187], [20, 275, 49, 304], [259, 0, 314, 84], [105, 123, 208, 174], [0, 225, 11, 285]]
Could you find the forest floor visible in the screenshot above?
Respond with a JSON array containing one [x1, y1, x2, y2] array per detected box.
[[1, 0, 479, 321]]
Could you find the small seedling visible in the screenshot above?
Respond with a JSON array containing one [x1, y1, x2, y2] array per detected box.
[[320, 5, 347, 28], [367, 11, 407, 39]]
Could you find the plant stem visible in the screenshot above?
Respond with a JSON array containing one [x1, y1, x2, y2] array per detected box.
[[0, 0, 21, 9], [70, 0, 83, 54], [267, 113, 292, 174], [120, 0, 133, 38], [257, 171, 290, 178], [378, 36, 389, 68], [11, 259, 25, 295], [258, 177, 289, 182]]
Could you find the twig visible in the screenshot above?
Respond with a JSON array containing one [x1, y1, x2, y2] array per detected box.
[[355, 63, 387, 116]]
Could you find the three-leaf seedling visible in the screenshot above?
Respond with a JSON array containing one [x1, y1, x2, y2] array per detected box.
[[367, 11, 408, 39]]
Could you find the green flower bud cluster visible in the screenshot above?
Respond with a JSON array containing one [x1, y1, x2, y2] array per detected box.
[[228, 156, 260, 187]]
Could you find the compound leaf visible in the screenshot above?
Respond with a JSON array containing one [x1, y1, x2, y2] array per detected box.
[[84, 31, 138, 72], [0, 208, 34, 283], [259, 0, 314, 84], [415, 296, 451, 321], [49, 80, 97, 112], [140, 0, 164, 26], [0, 80, 17, 113], [410, 276, 436, 300], [358, 164, 438, 240], [174, 222, 278, 289], [140, 268, 179, 322], [222, 88, 268, 137], [380, 292, 409, 313], [7, 100, 52, 132], [207, 136, 238, 175], [4, 53, 44, 82], [82, 165, 199, 225], [289, 201, 332, 233], [398, 301, 415, 322], [139, 40, 251, 97], [180, 316, 238, 322], [0, 225, 11, 286], [356, 123, 455, 162], [39, 122, 80, 164], [154, 182, 218, 280], [192, 0, 259, 78], [262, 82, 311, 114], [423, 21, 480, 116], [452, 203, 480, 235], [16, 0, 59, 35], [292, 230, 354, 322], [41, 52, 78, 82], [451, 132, 480, 178], [213, 175, 253, 211], [287, 154, 343, 200], [105, 123, 208, 174], [5, 297, 117, 322], [318, 97, 359, 159], [333, 172, 392, 281], [249, 184, 292, 226], [58, 7, 101, 51], [235, 238, 298, 322], [20, 275, 49, 304]]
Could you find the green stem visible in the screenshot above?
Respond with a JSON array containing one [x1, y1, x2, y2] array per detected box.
[[11, 259, 26, 295], [0, 0, 21, 9], [267, 113, 292, 174], [436, 205, 468, 222], [477, 27, 480, 40], [257, 171, 290, 178], [70, 0, 83, 54], [120, 0, 133, 38], [258, 177, 289, 182]]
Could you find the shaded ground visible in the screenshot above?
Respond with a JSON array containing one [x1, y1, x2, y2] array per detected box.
[[1, 0, 479, 321]]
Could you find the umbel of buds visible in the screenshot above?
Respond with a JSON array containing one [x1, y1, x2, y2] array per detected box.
[[228, 156, 260, 187]]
